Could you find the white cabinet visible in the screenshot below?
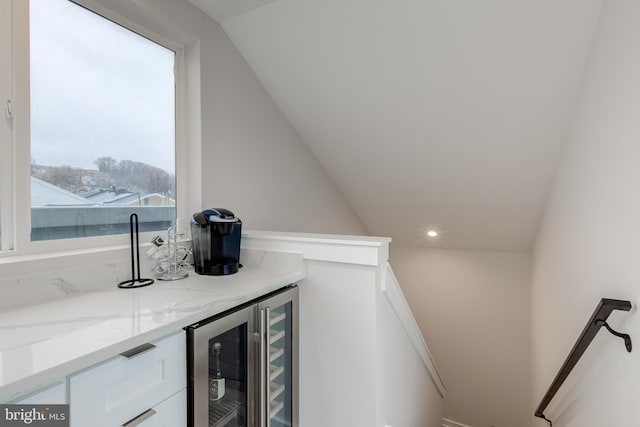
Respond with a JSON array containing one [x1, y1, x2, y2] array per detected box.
[[10, 381, 67, 404], [123, 389, 186, 427], [70, 331, 185, 427]]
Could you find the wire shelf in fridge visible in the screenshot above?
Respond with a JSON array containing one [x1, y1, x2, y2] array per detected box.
[[270, 347, 285, 363], [209, 381, 244, 427], [270, 329, 286, 345], [270, 364, 285, 382], [270, 383, 286, 402], [270, 312, 287, 327], [270, 400, 285, 420]]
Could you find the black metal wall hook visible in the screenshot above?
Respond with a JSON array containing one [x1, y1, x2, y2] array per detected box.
[[595, 319, 632, 352], [540, 414, 553, 427]]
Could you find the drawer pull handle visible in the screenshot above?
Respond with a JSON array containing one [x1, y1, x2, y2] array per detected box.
[[120, 343, 156, 359], [122, 408, 156, 427]]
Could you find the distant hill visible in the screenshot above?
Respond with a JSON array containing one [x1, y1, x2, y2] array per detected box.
[[31, 158, 175, 197]]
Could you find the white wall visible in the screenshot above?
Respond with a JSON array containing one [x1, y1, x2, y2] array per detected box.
[[299, 260, 379, 427], [390, 246, 531, 427], [531, 1, 640, 426], [197, 23, 368, 235], [138, 0, 367, 234]]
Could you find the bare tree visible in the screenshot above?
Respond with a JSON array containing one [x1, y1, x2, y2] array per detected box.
[[95, 156, 117, 173], [38, 166, 84, 191], [112, 160, 174, 195]]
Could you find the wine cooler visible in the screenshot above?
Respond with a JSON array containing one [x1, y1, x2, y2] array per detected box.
[[187, 285, 298, 427]]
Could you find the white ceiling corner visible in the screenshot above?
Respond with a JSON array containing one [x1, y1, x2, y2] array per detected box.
[[188, 0, 277, 23]]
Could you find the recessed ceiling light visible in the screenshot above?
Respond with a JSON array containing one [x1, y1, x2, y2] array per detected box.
[[426, 230, 438, 238]]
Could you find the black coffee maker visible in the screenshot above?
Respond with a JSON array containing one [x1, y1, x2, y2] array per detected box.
[[190, 208, 242, 275]]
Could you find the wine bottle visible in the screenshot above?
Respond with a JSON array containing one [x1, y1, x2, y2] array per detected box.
[[209, 341, 226, 401]]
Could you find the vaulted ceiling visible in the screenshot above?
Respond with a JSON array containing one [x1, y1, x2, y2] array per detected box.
[[190, 0, 603, 251]]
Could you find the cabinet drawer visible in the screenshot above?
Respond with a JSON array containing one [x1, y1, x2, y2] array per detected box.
[[122, 389, 186, 427], [70, 332, 185, 427], [10, 382, 67, 404]]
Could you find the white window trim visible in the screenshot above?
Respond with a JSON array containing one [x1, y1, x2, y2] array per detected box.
[[1, 0, 14, 252], [2, 0, 191, 257]]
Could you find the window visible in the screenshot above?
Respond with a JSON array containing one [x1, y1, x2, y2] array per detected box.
[[1, 0, 185, 253], [29, 0, 176, 241]]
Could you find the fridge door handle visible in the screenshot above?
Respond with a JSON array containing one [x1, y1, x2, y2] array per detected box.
[[265, 307, 272, 427], [259, 308, 267, 427]]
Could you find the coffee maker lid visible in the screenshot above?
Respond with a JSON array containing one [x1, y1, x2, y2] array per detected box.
[[193, 208, 239, 224]]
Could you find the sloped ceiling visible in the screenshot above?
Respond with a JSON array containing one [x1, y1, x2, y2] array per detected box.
[[190, 0, 603, 251]]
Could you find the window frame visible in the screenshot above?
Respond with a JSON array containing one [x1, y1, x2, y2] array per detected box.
[[0, 0, 14, 252], [2, 0, 189, 256]]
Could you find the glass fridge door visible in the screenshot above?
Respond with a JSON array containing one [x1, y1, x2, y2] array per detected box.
[[259, 287, 298, 427], [208, 326, 247, 427], [188, 305, 255, 427]]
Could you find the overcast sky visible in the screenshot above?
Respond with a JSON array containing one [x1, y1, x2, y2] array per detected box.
[[30, 0, 176, 174]]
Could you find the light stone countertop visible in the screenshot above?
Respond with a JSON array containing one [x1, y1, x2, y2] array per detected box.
[[0, 249, 304, 401]]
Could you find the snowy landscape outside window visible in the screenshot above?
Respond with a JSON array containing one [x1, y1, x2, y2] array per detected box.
[[29, 0, 176, 241]]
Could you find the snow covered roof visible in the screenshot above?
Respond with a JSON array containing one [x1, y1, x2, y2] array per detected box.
[[31, 177, 94, 207]]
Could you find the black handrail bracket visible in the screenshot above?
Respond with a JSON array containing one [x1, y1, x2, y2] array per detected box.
[[534, 298, 632, 423]]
